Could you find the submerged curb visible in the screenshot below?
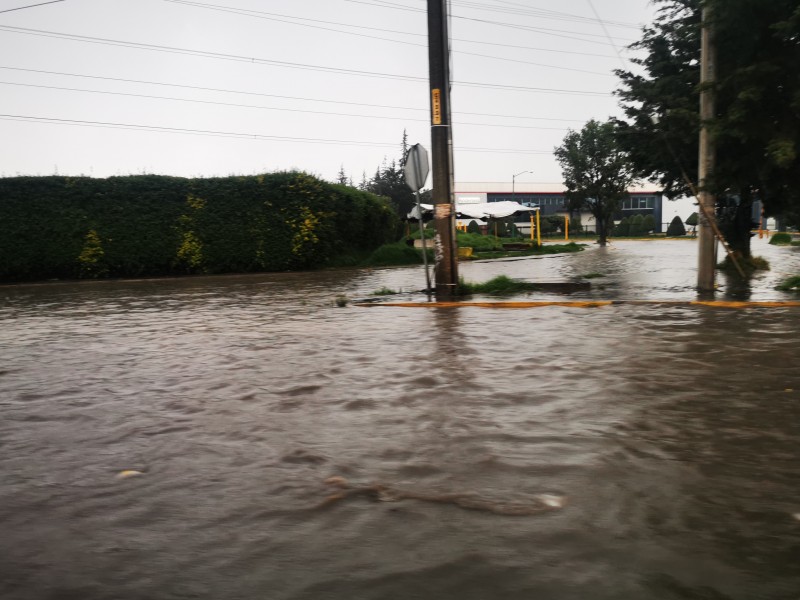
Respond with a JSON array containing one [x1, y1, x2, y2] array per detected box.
[[356, 300, 800, 309]]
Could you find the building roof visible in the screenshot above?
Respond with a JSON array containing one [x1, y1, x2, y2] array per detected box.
[[454, 182, 661, 194]]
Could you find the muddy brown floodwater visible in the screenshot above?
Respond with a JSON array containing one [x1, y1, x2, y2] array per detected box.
[[1, 239, 799, 599]]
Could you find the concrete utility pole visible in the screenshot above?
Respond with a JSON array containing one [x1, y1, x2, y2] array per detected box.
[[697, 5, 716, 292], [427, 0, 459, 299]]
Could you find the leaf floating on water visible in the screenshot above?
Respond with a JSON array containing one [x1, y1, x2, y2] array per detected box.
[[116, 470, 144, 479]]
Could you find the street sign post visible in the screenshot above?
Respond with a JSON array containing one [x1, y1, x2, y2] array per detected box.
[[404, 143, 432, 295]]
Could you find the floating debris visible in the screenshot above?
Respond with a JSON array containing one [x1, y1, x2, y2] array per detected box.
[[116, 470, 144, 479], [318, 476, 566, 515], [535, 494, 568, 509]]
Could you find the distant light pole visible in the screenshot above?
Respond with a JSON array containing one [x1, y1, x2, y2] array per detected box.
[[512, 170, 532, 239], [512, 170, 532, 203]]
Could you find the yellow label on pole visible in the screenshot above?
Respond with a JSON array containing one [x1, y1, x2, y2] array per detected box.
[[431, 89, 442, 125]]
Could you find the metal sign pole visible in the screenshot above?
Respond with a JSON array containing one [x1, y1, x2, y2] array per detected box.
[[415, 190, 432, 296], [404, 143, 433, 297]]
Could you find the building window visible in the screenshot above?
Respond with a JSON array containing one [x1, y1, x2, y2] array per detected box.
[[622, 196, 656, 210]]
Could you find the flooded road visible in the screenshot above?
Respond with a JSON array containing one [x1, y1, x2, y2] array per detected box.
[[2, 238, 799, 599]]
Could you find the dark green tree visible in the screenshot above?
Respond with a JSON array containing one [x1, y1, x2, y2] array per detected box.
[[614, 216, 631, 237], [399, 129, 410, 169], [629, 214, 645, 236], [666, 215, 687, 237], [539, 216, 557, 235], [570, 213, 583, 235], [554, 119, 636, 246], [684, 211, 699, 236], [542, 215, 566, 235], [615, 0, 700, 199], [643, 213, 656, 233], [336, 165, 349, 186], [363, 130, 417, 218], [710, 0, 800, 242], [615, 0, 800, 257], [488, 218, 508, 238]]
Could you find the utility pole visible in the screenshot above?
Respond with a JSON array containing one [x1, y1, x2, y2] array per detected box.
[[697, 4, 716, 293], [427, 0, 459, 299]]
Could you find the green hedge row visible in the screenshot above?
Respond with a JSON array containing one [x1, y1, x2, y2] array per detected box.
[[0, 172, 398, 282]]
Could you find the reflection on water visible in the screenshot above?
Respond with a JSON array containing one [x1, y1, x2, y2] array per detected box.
[[1, 239, 799, 599]]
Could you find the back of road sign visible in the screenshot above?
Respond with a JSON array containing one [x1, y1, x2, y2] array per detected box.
[[404, 144, 429, 192]]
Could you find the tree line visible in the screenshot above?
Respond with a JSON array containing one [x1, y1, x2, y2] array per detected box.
[[336, 130, 427, 220]]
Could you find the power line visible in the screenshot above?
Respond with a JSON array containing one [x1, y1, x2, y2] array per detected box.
[[0, 80, 572, 131], [444, 0, 641, 29], [163, 0, 628, 60], [0, 66, 585, 122], [0, 65, 428, 111], [459, 79, 607, 95], [453, 13, 636, 47], [163, 0, 615, 76], [342, 0, 637, 47], [446, 48, 612, 77], [0, 113, 554, 154], [163, 0, 424, 48], [0, 0, 65, 15], [585, 0, 628, 70], [0, 26, 612, 95], [0, 113, 393, 144], [375, 0, 642, 29], [0, 24, 420, 81], [350, 0, 615, 35], [453, 38, 618, 61]]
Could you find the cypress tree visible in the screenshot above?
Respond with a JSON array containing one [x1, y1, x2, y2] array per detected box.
[[666, 215, 687, 237]]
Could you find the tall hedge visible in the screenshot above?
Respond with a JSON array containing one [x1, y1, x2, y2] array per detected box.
[[0, 172, 397, 282], [629, 214, 645, 236]]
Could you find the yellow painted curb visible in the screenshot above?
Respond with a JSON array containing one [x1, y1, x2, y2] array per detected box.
[[359, 301, 611, 309], [357, 300, 800, 309], [689, 300, 800, 308]]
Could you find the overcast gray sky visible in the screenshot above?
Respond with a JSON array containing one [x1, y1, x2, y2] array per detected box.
[[0, 0, 665, 194]]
